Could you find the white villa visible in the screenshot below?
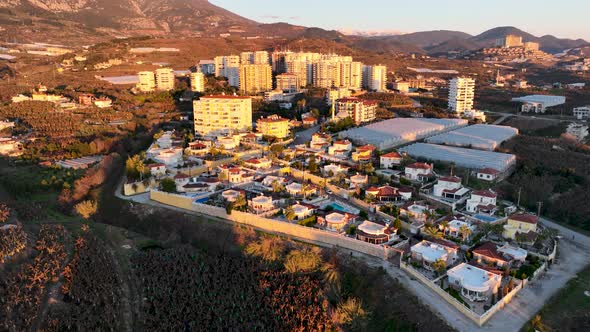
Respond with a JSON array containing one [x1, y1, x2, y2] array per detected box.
[[443, 219, 476, 239], [328, 140, 353, 157], [322, 163, 349, 177], [466, 190, 498, 214], [349, 174, 369, 189], [244, 157, 272, 170], [310, 132, 331, 150], [148, 163, 167, 177], [411, 239, 459, 270], [447, 263, 502, 302], [432, 176, 469, 200], [249, 195, 275, 214], [222, 189, 242, 202], [380, 151, 403, 169], [356, 220, 397, 245], [405, 162, 434, 182], [291, 202, 318, 220], [322, 212, 353, 231], [477, 168, 500, 182]]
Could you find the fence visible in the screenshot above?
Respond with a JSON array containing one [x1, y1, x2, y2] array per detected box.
[[527, 242, 557, 262], [400, 261, 524, 327], [149, 190, 399, 260]]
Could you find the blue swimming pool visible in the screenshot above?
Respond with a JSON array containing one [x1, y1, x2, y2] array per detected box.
[[474, 214, 497, 223], [328, 203, 346, 212]]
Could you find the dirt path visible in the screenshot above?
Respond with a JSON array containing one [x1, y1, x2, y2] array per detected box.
[[105, 244, 134, 332]]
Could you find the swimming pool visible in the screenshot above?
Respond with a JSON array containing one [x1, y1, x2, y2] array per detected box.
[[474, 214, 497, 223], [328, 203, 346, 211]]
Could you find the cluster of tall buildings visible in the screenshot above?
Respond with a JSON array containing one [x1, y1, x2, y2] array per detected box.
[[137, 68, 175, 92], [211, 50, 387, 95]]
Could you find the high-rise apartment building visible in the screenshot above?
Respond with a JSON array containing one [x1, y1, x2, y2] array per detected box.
[[239, 64, 272, 94], [214, 55, 240, 87], [275, 73, 300, 93], [448, 77, 475, 114], [193, 95, 252, 137], [190, 71, 205, 93], [362, 65, 387, 92], [240, 51, 269, 65], [155, 68, 175, 91], [137, 71, 156, 92]]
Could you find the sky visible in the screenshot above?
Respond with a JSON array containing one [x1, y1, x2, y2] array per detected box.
[[210, 0, 590, 41]]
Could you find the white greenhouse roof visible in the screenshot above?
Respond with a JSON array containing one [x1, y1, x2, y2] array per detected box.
[[511, 95, 566, 107], [425, 124, 519, 151], [399, 143, 516, 173], [339, 118, 467, 150]]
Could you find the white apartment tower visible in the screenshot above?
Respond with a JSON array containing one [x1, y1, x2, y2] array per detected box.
[[155, 68, 175, 91], [190, 71, 205, 93], [448, 77, 475, 114], [239, 64, 273, 94], [193, 95, 253, 137], [240, 51, 269, 65], [137, 71, 156, 92], [362, 65, 387, 92], [214, 55, 240, 87]]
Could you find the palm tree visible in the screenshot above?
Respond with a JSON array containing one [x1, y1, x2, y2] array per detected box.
[[459, 225, 472, 242], [284, 206, 296, 222], [440, 220, 450, 235], [432, 259, 447, 276], [423, 225, 443, 239]]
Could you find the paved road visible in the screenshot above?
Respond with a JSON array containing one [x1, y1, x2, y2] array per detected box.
[[115, 181, 590, 332], [292, 125, 320, 146]]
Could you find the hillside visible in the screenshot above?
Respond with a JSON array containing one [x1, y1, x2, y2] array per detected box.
[[470, 26, 588, 53]]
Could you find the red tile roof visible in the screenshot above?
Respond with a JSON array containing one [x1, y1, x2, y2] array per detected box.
[[430, 238, 459, 250], [381, 151, 402, 159], [472, 190, 497, 199], [510, 214, 538, 225], [407, 162, 432, 170], [356, 144, 376, 152], [472, 242, 507, 262], [174, 173, 190, 179], [479, 168, 500, 175], [439, 176, 461, 183]]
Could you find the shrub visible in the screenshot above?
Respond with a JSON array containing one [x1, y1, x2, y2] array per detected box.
[[74, 200, 98, 220], [284, 248, 321, 273]]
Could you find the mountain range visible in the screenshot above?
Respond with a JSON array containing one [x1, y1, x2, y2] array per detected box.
[[0, 0, 587, 54]]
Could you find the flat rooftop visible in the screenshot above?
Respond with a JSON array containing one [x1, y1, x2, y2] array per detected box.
[[399, 143, 516, 173], [340, 118, 467, 151], [411, 240, 449, 262], [426, 124, 519, 151], [511, 95, 566, 107]]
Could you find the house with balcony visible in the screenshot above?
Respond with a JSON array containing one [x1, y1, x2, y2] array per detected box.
[[328, 140, 353, 157], [410, 239, 459, 270], [290, 202, 318, 220], [380, 151, 403, 169], [249, 195, 275, 214], [351, 144, 376, 163], [244, 157, 272, 170], [365, 185, 402, 202], [310, 132, 331, 151], [404, 162, 434, 182], [472, 242, 528, 268], [319, 211, 356, 232], [503, 214, 538, 243], [466, 190, 498, 214], [442, 218, 476, 240], [432, 176, 469, 201], [447, 263, 502, 302], [322, 163, 350, 177], [147, 163, 167, 177], [356, 220, 397, 245]]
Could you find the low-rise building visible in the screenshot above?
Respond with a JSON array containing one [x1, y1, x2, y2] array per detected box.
[[503, 214, 538, 242], [404, 162, 434, 182], [366, 185, 402, 202], [472, 242, 528, 268], [291, 202, 318, 220], [432, 176, 469, 200], [351, 144, 376, 163], [380, 151, 402, 169], [349, 173, 369, 189], [322, 163, 349, 177], [244, 157, 272, 170], [320, 212, 355, 232], [356, 220, 396, 244], [250, 195, 275, 214], [93, 97, 112, 108], [310, 132, 331, 150], [447, 263, 502, 302], [477, 168, 500, 182], [466, 190, 498, 214], [573, 106, 590, 120], [256, 115, 290, 139], [147, 163, 167, 177], [411, 239, 459, 270]]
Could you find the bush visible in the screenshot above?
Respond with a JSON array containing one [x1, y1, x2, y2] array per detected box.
[[298, 215, 317, 227], [284, 248, 321, 273], [159, 178, 176, 193]]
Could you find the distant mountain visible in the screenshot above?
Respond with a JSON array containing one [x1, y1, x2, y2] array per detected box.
[[0, 2, 586, 55], [470, 26, 588, 53], [382, 30, 473, 48]]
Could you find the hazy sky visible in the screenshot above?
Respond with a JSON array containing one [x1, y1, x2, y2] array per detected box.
[[211, 0, 590, 40]]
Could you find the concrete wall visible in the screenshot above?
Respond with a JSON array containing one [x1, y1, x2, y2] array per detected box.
[[123, 178, 155, 196], [401, 261, 524, 327], [150, 190, 397, 260]]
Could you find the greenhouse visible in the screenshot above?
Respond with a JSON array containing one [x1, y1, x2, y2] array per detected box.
[[339, 118, 467, 150], [425, 124, 519, 151], [399, 143, 516, 173]]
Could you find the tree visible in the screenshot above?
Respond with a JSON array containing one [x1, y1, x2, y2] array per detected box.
[[272, 180, 284, 193], [74, 200, 97, 220], [307, 155, 319, 174], [359, 210, 368, 219], [423, 225, 443, 239], [459, 225, 472, 242], [362, 163, 375, 174], [333, 298, 368, 329], [393, 217, 402, 234], [284, 206, 296, 222], [225, 202, 234, 215], [234, 194, 246, 210], [0, 203, 10, 223], [440, 220, 449, 235], [269, 144, 284, 158], [160, 178, 176, 193], [432, 259, 447, 275]]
